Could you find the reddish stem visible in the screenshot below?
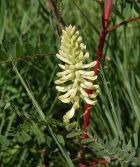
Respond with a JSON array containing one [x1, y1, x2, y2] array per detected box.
[[78, 164, 87, 167], [83, 0, 112, 139], [104, 0, 112, 28], [93, 30, 107, 75], [81, 1, 112, 165]]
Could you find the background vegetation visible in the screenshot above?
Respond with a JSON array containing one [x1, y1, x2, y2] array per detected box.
[[0, 0, 140, 166]]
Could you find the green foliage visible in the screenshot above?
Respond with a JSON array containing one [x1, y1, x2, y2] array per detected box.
[[66, 131, 82, 138], [82, 135, 137, 166], [0, 0, 140, 166], [0, 0, 7, 44]]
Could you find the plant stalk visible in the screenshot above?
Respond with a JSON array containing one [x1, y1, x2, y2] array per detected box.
[[83, 0, 112, 139], [80, 0, 113, 165]]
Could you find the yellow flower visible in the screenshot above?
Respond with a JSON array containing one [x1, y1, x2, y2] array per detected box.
[[55, 25, 99, 123]]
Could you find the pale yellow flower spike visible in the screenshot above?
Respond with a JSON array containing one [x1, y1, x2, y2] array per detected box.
[[55, 25, 99, 124]]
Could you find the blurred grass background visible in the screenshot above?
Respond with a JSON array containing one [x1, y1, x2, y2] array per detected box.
[[0, 0, 140, 166]]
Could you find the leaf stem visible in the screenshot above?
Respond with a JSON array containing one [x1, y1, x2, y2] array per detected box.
[[107, 15, 140, 33], [47, 0, 65, 29]]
